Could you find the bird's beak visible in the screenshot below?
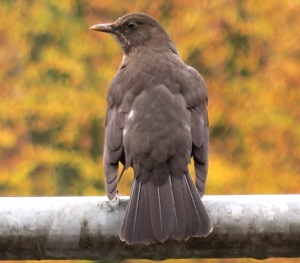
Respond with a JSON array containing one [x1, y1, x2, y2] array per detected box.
[[89, 23, 115, 34]]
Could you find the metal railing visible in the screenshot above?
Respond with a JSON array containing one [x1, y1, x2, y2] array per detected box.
[[0, 195, 299, 260]]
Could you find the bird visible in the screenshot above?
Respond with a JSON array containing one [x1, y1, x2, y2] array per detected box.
[[90, 12, 213, 245]]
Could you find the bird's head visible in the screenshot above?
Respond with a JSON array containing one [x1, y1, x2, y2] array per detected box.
[[90, 13, 177, 55]]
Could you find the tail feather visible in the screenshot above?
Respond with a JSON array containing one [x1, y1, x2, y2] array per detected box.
[[181, 173, 197, 239], [169, 176, 187, 241], [119, 180, 142, 244], [185, 172, 213, 236], [139, 182, 156, 244], [120, 179, 157, 244], [120, 171, 213, 244], [148, 176, 174, 243]]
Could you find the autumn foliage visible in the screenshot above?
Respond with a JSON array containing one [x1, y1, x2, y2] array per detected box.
[[1, 1, 300, 263], [0, 1, 299, 199]]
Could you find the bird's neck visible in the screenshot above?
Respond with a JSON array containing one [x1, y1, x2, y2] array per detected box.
[[123, 39, 178, 59]]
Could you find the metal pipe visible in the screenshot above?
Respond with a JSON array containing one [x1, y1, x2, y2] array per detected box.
[[0, 195, 299, 260]]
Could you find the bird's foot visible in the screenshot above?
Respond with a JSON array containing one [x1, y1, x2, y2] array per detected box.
[[108, 193, 121, 209]]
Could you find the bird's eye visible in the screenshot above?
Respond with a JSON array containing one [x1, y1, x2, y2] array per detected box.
[[125, 22, 137, 30]]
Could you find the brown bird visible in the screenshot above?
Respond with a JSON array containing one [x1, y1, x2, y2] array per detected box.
[[90, 13, 213, 245]]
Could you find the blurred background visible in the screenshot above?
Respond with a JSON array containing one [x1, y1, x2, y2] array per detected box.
[[0, 0, 299, 262]]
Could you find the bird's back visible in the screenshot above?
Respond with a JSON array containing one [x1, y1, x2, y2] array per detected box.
[[91, 12, 212, 244]]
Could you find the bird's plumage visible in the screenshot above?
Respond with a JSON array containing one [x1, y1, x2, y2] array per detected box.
[[91, 12, 212, 244]]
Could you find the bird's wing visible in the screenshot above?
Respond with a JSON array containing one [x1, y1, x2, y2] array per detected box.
[[191, 106, 209, 197], [185, 66, 209, 197], [103, 87, 126, 200]]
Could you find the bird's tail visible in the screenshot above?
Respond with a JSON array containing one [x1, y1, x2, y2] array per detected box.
[[119, 172, 213, 245]]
